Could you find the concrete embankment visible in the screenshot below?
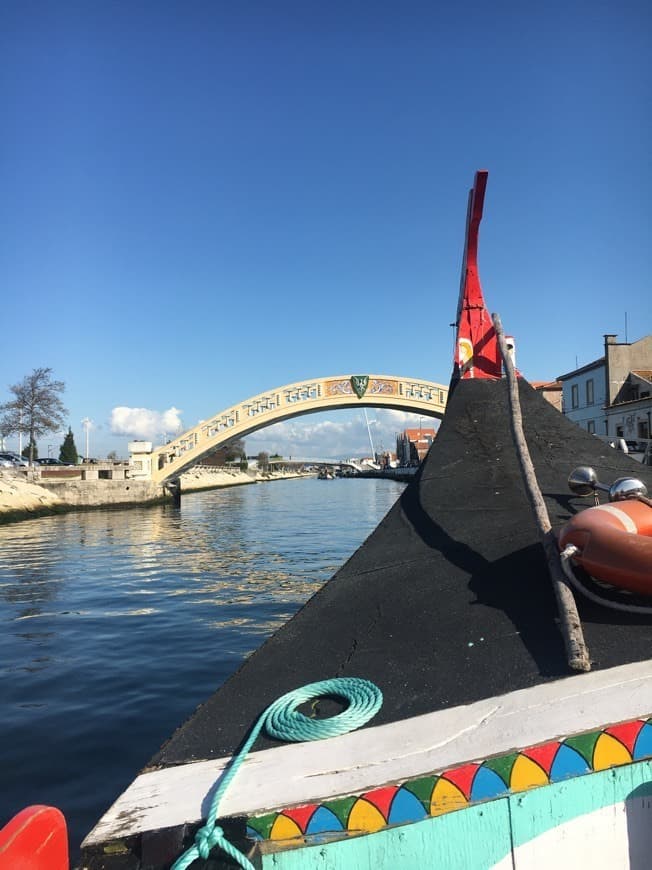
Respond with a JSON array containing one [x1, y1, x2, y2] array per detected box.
[[0, 473, 65, 522], [0, 467, 312, 524], [178, 466, 312, 493], [0, 472, 169, 524], [179, 466, 258, 492]]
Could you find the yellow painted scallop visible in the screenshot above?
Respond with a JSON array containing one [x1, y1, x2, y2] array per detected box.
[[347, 798, 387, 833], [269, 814, 303, 841], [430, 778, 468, 817], [510, 754, 549, 791], [593, 733, 632, 770]]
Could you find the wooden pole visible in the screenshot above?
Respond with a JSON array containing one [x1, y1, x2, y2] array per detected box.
[[492, 313, 591, 672]]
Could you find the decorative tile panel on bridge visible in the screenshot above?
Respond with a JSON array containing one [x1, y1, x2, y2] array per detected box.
[[149, 374, 448, 485]]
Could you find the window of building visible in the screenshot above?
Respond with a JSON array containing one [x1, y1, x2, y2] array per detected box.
[[571, 384, 579, 409], [586, 378, 594, 406], [587, 420, 595, 434], [616, 426, 624, 437]]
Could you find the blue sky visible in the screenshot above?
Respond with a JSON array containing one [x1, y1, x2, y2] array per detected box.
[[2, 1, 650, 459]]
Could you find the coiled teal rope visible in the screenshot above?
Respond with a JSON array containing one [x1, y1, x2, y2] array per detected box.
[[171, 677, 382, 869]]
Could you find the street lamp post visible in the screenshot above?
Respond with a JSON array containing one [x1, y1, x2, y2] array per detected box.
[[81, 418, 93, 461]]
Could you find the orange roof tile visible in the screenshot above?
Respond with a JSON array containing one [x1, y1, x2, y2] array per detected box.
[[403, 428, 436, 442], [531, 380, 562, 390]]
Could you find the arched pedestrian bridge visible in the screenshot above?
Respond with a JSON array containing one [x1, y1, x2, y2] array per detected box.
[[147, 374, 448, 485]]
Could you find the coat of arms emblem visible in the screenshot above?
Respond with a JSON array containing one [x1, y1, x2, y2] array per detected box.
[[350, 375, 369, 399]]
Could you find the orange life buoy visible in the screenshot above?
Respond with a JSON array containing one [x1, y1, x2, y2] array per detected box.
[[558, 500, 652, 594]]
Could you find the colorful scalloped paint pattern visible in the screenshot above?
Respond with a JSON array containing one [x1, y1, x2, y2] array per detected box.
[[246, 717, 652, 842]]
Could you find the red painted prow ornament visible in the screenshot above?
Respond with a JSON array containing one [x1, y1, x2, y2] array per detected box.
[[451, 170, 502, 385]]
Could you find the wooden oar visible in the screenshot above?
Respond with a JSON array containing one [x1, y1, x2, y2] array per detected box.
[[492, 313, 591, 672]]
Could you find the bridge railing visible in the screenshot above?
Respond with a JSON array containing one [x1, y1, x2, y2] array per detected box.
[[149, 374, 448, 484]]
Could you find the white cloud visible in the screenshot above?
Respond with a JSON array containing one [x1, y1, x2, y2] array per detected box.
[[110, 406, 183, 441], [106, 406, 439, 458], [244, 410, 439, 459]]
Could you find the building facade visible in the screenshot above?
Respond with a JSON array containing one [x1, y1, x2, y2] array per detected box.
[[557, 334, 652, 443], [396, 428, 436, 466], [557, 358, 607, 435], [531, 380, 563, 412]]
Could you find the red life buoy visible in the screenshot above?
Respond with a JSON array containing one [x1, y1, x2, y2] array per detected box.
[[558, 500, 652, 594]]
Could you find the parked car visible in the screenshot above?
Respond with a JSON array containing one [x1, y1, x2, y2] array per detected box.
[[37, 457, 65, 466], [0, 452, 30, 467]]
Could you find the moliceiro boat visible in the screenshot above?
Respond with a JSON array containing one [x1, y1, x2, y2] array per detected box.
[[7, 172, 651, 869]]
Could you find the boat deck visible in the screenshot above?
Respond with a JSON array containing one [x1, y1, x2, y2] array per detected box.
[[152, 378, 652, 764], [81, 378, 652, 868]]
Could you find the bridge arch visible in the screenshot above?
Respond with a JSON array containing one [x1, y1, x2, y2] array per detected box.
[[149, 374, 448, 484]]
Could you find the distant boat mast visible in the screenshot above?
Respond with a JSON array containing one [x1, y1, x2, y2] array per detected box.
[[363, 409, 376, 459]]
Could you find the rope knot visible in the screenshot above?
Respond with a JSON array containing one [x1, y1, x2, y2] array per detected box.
[[194, 824, 223, 859]]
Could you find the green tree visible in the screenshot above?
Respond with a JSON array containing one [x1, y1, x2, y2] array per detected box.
[[59, 427, 79, 464], [22, 439, 38, 460], [224, 438, 246, 463], [0, 367, 67, 466]]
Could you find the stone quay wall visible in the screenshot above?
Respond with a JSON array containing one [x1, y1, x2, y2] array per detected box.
[[36, 478, 167, 507], [0, 467, 310, 524]]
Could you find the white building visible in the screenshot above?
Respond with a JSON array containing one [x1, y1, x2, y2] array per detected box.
[[557, 334, 652, 444], [128, 441, 153, 479]]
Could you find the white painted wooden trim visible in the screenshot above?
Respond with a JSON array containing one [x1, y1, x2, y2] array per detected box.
[[83, 660, 652, 846]]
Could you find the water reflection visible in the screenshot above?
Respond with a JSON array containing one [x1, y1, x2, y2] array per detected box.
[[0, 568, 62, 618], [0, 477, 405, 858]]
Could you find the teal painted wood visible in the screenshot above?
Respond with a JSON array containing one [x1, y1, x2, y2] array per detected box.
[[261, 761, 652, 869], [262, 800, 512, 869]]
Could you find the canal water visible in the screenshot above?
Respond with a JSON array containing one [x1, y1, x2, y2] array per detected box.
[[0, 476, 405, 860]]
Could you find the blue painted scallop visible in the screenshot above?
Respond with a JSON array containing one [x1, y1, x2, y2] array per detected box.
[[305, 806, 344, 835], [387, 787, 428, 825], [549, 744, 590, 781], [633, 723, 652, 760], [470, 766, 509, 801]]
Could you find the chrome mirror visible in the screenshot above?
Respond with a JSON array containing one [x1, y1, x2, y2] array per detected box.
[[608, 477, 648, 502], [568, 466, 604, 496], [568, 466, 648, 502]]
